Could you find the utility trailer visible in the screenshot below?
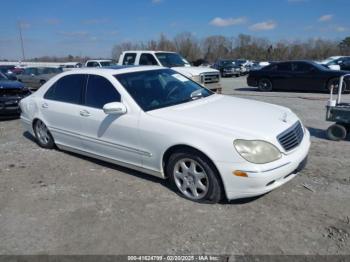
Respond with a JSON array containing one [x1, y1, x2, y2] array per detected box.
[[326, 74, 350, 141]]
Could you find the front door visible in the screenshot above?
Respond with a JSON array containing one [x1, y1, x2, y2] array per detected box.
[[79, 74, 141, 167]]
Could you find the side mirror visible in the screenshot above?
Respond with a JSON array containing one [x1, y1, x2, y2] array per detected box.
[[31, 73, 35, 77], [103, 102, 127, 115]]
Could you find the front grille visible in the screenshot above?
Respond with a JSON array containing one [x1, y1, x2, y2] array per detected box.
[[0, 88, 30, 97], [200, 72, 220, 84], [277, 121, 304, 151]]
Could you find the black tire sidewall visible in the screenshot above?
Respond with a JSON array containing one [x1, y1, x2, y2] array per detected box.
[[34, 120, 55, 149], [258, 78, 272, 91], [327, 124, 347, 141], [166, 151, 223, 203]]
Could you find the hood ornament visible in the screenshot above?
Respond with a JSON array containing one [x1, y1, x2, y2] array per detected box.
[[281, 112, 288, 123]]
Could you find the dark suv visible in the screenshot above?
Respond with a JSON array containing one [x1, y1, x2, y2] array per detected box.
[[212, 59, 240, 77]]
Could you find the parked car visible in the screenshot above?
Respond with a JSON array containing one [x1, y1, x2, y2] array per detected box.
[[0, 65, 16, 77], [324, 57, 350, 71], [17, 67, 63, 90], [118, 51, 222, 92], [247, 60, 350, 92], [20, 66, 310, 203], [0, 72, 31, 118], [85, 60, 114, 68], [60, 62, 83, 71], [212, 59, 240, 77]]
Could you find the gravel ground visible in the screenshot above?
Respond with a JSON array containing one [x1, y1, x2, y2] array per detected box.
[[0, 76, 349, 255]]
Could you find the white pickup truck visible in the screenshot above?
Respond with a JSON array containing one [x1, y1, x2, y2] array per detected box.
[[118, 51, 222, 92]]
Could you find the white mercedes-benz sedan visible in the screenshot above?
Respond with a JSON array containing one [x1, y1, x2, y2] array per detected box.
[[20, 66, 310, 203]]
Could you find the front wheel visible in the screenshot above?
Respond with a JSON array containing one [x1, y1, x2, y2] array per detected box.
[[258, 78, 273, 91], [327, 124, 347, 141], [167, 151, 223, 203], [33, 120, 55, 149]]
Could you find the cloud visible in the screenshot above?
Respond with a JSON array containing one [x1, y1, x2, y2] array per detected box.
[[209, 17, 247, 27], [335, 26, 347, 32], [318, 14, 333, 22], [82, 18, 109, 25], [249, 21, 277, 31]]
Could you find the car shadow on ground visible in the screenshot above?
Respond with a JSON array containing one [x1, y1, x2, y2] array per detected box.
[[0, 116, 20, 122], [23, 130, 268, 205], [307, 126, 328, 140]]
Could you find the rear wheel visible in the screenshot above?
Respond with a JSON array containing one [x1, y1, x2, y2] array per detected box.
[[167, 150, 223, 203], [33, 120, 55, 149], [327, 124, 347, 141], [258, 78, 273, 91]]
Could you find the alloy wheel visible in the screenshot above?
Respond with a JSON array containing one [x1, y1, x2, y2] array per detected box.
[[173, 158, 209, 200]]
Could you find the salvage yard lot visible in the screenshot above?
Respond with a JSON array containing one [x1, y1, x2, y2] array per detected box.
[[0, 76, 350, 255]]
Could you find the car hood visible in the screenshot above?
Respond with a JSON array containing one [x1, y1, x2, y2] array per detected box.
[[171, 66, 219, 77], [147, 95, 299, 141], [0, 80, 25, 89]]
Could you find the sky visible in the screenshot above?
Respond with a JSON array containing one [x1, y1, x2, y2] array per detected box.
[[0, 0, 349, 60]]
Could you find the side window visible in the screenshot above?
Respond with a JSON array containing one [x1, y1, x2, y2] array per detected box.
[[293, 62, 312, 72], [277, 63, 292, 72], [44, 74, 86, 104], [85, 75, 121, 109], [139, 54, 158, 65], [122, 53, 136, 65], [86, 62, 96, 67]]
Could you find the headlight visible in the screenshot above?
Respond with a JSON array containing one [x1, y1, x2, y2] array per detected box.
[[234, 140, 282, 164]]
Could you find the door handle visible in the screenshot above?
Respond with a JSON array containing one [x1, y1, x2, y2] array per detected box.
[[41, 103, 48, 108], [79, 110, 91, 117]]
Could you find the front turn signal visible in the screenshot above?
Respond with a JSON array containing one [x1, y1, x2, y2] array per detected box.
[[233, 170, 248, 177]]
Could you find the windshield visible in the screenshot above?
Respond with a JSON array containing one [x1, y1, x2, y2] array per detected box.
[[115, 69, 213, 111], [39, 67, 63, 74], [155, 53, 190, 67], [0, 72, 8, 80], [221, 60, 235, 66]]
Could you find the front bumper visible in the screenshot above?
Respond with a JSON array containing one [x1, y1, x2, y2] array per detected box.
[[247, 76, 258, 87], [0, 99, 21, 117], [216, 129, 311, 200]]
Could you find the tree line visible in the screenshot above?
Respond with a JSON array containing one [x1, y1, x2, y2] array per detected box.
[[111, 33, 350, 64]]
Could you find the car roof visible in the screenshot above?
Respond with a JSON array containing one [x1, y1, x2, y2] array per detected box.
[[123, 50, 176, 54], [60, 65, 166, 76]]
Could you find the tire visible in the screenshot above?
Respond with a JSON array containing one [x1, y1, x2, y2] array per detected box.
[[326, 124, 347, 141], [258, 78, 273, 91], [33, 119, 55, 149], [40, 80, 46, 86], [327, 78, 347, 94], [166, 150, 223, 203]]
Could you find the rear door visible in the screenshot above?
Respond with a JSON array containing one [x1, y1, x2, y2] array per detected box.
[[79, 74, 141, 167], [40, 74, 87, 150]]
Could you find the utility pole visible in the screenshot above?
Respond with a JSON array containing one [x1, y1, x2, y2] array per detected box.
[[18, 21, 26, 61]]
